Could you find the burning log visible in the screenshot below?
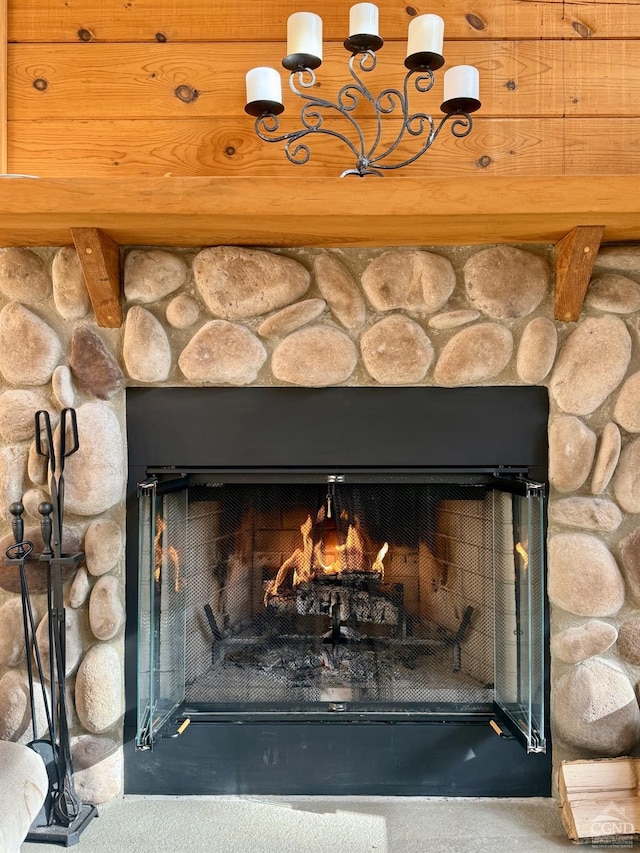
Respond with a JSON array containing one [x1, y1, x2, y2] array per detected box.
[[264, 579, 402, 627], [264, 511, 389, 605]]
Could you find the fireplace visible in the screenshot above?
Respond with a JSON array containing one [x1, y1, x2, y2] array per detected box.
[[124, 386, 551, 796]]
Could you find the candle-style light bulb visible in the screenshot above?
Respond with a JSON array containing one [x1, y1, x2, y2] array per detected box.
[[283, 12, 323, 70], [244, 67, 285, 117], [405, 13, 445, 70], [441, 65, 481, 115], [345, 3, 383, 53]]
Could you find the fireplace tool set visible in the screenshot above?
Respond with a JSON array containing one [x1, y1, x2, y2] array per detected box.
[[4, 408, 98, 846]]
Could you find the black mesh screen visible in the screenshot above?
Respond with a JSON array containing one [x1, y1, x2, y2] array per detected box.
[[182, 482, 496, 711]]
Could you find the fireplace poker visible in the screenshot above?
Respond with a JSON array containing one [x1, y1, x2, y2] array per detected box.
[[35, 408, 82, 827], [5, 502, 60, 820]]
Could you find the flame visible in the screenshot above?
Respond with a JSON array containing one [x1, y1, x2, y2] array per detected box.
[[515, 541, 528, 570], [154, 515, 184, 593], [265, 512, 388, 604]]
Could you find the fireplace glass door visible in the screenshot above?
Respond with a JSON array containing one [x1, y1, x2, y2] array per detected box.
[[135, 473, 546, 755]]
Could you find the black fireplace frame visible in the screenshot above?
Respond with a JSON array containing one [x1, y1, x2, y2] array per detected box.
[[124, 386, 551, 796]]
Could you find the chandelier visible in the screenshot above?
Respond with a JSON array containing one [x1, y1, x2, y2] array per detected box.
[[244, 5, 481, 177]]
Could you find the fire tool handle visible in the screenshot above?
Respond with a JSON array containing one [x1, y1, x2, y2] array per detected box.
[[38, 501, 54, 558], [9, 501, 24, 554]]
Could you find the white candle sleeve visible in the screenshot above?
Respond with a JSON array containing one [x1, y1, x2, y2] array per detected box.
[[407, 14, 444, 57], [287, 12, 323, 60], [245, 67, 283, 105], [349, 3, 379, 36], [443, 65, 480, 102]]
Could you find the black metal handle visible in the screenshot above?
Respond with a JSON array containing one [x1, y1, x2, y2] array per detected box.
[[39, 501, 54, 558]]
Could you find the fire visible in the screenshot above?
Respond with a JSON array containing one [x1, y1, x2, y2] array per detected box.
[[265, 510, 388, 604], [515, 541, 529, 570], [154, 515, 184, 593]]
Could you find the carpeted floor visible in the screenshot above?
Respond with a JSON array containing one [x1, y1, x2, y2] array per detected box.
[[20, 796, 584, 852]]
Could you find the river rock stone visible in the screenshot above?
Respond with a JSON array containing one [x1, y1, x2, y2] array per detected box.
[[75, 643, 123, 734], [51, 247, 91, 320], [124, 249, 188, 304], [613, 436, 640, 513], [22, 487, 48, 520], [178, 321, 267, 384], [271, 325, 358, 387], [0, 670, 30, 741], [89, 575, 124, 641], [27, 440, 47, 486], [61, 402, 126, 516], [0, 740, 49, 853], [69, 567, 91, 609], [614, 371, 640, 433], [464, 246, 549, 319], [123, 306, 172, 382], [36, 608, 82, 678], [585, 273, 640, 314], [551, 621, 618, 664], [0, 598, 26, 667], [361, 250, 455, 314], [71, 735, 122, 804], [553, 659, 640, 755], [549, 315, 631, 415], [428, 310, 480, 330], [69, 325, 125, 401], [0, 248, 51, 304], [596, 246, 640, 271], [193, 247, 310, 320], [313, 253, 366, 330], [592, 422, 622, 494], [516, 317, 558, 384], [620, 527, 640, 604], [52, 365, 75, 409], [0, 525, 80, 594], [84, 518, 123, 577], [549, 416, 597, 493], [549, 497, 622, 532], [433, 323, 513, 386], [0, 390, 53, 442], [617, 617, 640, 665], [360, 315, 434, 384], [0, 445, 26, 523], [0, 303, 61, 386], [548, 532, 625, 616], [258, 298, 326, 338], [166, 293, 200, 329]]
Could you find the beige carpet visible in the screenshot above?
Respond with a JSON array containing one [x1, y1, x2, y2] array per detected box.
[[21, 797, 577, 852]]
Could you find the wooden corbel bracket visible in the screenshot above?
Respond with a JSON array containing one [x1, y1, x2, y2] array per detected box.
[[554, 225, 605, 322], [71, 227, 122, 328]]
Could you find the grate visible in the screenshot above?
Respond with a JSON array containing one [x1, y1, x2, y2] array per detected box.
[[180, 483, 496, 710]]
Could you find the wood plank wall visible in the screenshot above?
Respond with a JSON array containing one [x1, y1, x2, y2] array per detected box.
[[5, 1, 639, 178]]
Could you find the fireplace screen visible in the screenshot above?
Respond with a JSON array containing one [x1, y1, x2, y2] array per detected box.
[[136, 473, 546, 755]]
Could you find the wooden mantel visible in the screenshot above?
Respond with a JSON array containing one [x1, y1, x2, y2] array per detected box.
[[0, 176, 639, 248]]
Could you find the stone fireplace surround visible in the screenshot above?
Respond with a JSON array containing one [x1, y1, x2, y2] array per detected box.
[[1, 241, 640, 803]]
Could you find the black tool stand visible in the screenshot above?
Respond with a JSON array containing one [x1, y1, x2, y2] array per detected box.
[[6, 504, 98, 847]]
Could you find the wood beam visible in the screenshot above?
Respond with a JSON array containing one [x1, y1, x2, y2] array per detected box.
[[71, 227, 122, 328], [554, 225, 605, 322], [1, 0, 7, 173], [0, 177, 634, 249]]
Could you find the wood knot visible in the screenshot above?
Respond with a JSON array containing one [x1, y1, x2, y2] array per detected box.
[[225, 146, 236, 157], [466, 13, 486, 31], [572, 20, 593, 38], [405, 6, 417, 16], [174, 85, 199, 103], [155, 32, 168, 42], [476, 155, 492, 169], [32, 78, 48, 92], [77, 28, 94, 41], [505, 80, 517, 91]]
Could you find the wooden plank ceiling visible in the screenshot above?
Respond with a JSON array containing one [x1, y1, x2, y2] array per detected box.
[[5, 0, 640, 178]]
